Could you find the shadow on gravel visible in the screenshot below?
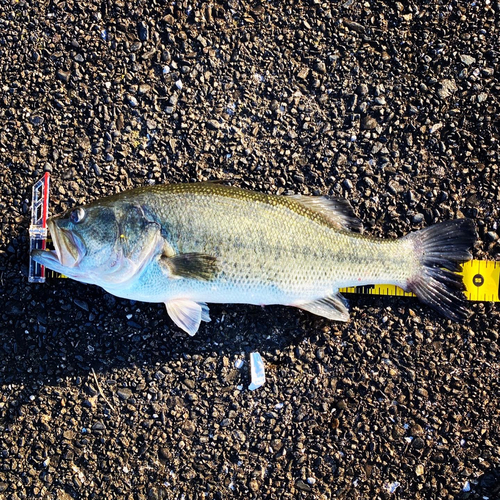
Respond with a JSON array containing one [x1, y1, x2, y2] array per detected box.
[[1, 279, 311, 384], [454, 467, 500, 500]]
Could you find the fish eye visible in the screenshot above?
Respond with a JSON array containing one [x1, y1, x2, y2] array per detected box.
[[70, 207, 86, 224]]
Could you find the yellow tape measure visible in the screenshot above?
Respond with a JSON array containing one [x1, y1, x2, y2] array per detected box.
[[340, 260, 499, 302]]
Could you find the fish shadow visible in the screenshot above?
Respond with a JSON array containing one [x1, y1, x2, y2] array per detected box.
[[1, 277, 318, 411], [454, 467, 500, 499]]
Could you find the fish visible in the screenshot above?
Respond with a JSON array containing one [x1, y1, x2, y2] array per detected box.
[[32, 182, 476, 335]]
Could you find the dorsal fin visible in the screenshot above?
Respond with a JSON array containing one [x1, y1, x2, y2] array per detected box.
[[288, 195, 362, 231]]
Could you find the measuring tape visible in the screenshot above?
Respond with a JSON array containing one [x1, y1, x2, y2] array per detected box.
[[340, 260, 499, 302], [29, 173, 499, 303]]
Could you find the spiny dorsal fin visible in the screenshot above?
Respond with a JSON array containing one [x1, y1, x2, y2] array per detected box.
[[288, 195, 362, 231]]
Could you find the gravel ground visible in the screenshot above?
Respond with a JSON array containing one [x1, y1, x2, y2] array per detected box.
[[1, 0, 499, 499]]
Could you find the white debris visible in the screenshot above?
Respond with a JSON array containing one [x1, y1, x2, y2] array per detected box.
[[175, 80, 183, 90], [430, 122, 443, 134], [234, 359, 244, 369], [462, 481, 471, 492], [385, 481, 400, 494], [248, 352, 265, 390]]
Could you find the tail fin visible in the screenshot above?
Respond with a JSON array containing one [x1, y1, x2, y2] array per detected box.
[[405, 219, 476, 321]]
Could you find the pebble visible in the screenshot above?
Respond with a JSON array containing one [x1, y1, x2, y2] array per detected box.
[[460, 54, 476, 66], [206, 119, 220, 130], [73, 299, 89, 312], [343, 179, 354, 191], [128, 96, 139, 107], [56, 69, 71, 83], [30, 116, 44, 126], [357, 83, 369, 95], [412, 213, 425, 224], [438, 79, 458, 99], [295, 479, 312, 492], [117, 388, 133, 400], [314, 61, 327, 74], [362, 116, 378, 130], [138, 21, 149, 41]]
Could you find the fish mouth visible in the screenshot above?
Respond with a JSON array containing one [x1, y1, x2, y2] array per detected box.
[[32, 220, 85, 273], [48, 219, 85, 268]]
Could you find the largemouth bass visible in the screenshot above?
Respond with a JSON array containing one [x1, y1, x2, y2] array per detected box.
[[32, 182, 476, 335]]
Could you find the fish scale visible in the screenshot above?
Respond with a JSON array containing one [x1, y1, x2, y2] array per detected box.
[[118, 186, 404, 303]]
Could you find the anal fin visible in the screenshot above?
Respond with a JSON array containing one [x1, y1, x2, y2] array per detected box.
[[165, 299, 211, 336], [294, 293, 350, 322]]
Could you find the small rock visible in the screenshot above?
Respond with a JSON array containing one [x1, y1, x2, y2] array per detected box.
[[182, 420, 196, 436], [357, 83, 369, 96], [437, 79, 457, 99], [297, 67, 309, 79], [117, 388, 133, 400], [343, 19, 365, 33], [56, 69, 71, 83], [343, 179, 353, 191], [413, 437, 425, 449], [460, 54, 476, 66], [128, 95, 139, 107], [138, 21, 149, 41], [31, 115, 44, 126], [477, 92, 488, 103], [92, 421, 105, 431], [206, 119, 220, 130], [74, 299, 89, 312], [362, 116, 378, 130], [429, 122, 443, 134], [412, 213, 424, 224], [296, 479, 312, 492], [249, 479, 259, 492], [314, 61, 326, 74]]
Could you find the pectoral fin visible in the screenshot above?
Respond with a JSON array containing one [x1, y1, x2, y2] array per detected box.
[[160, 253, 219, 281], [165, 299, 211, 336], [294, 293, 350, 322]]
